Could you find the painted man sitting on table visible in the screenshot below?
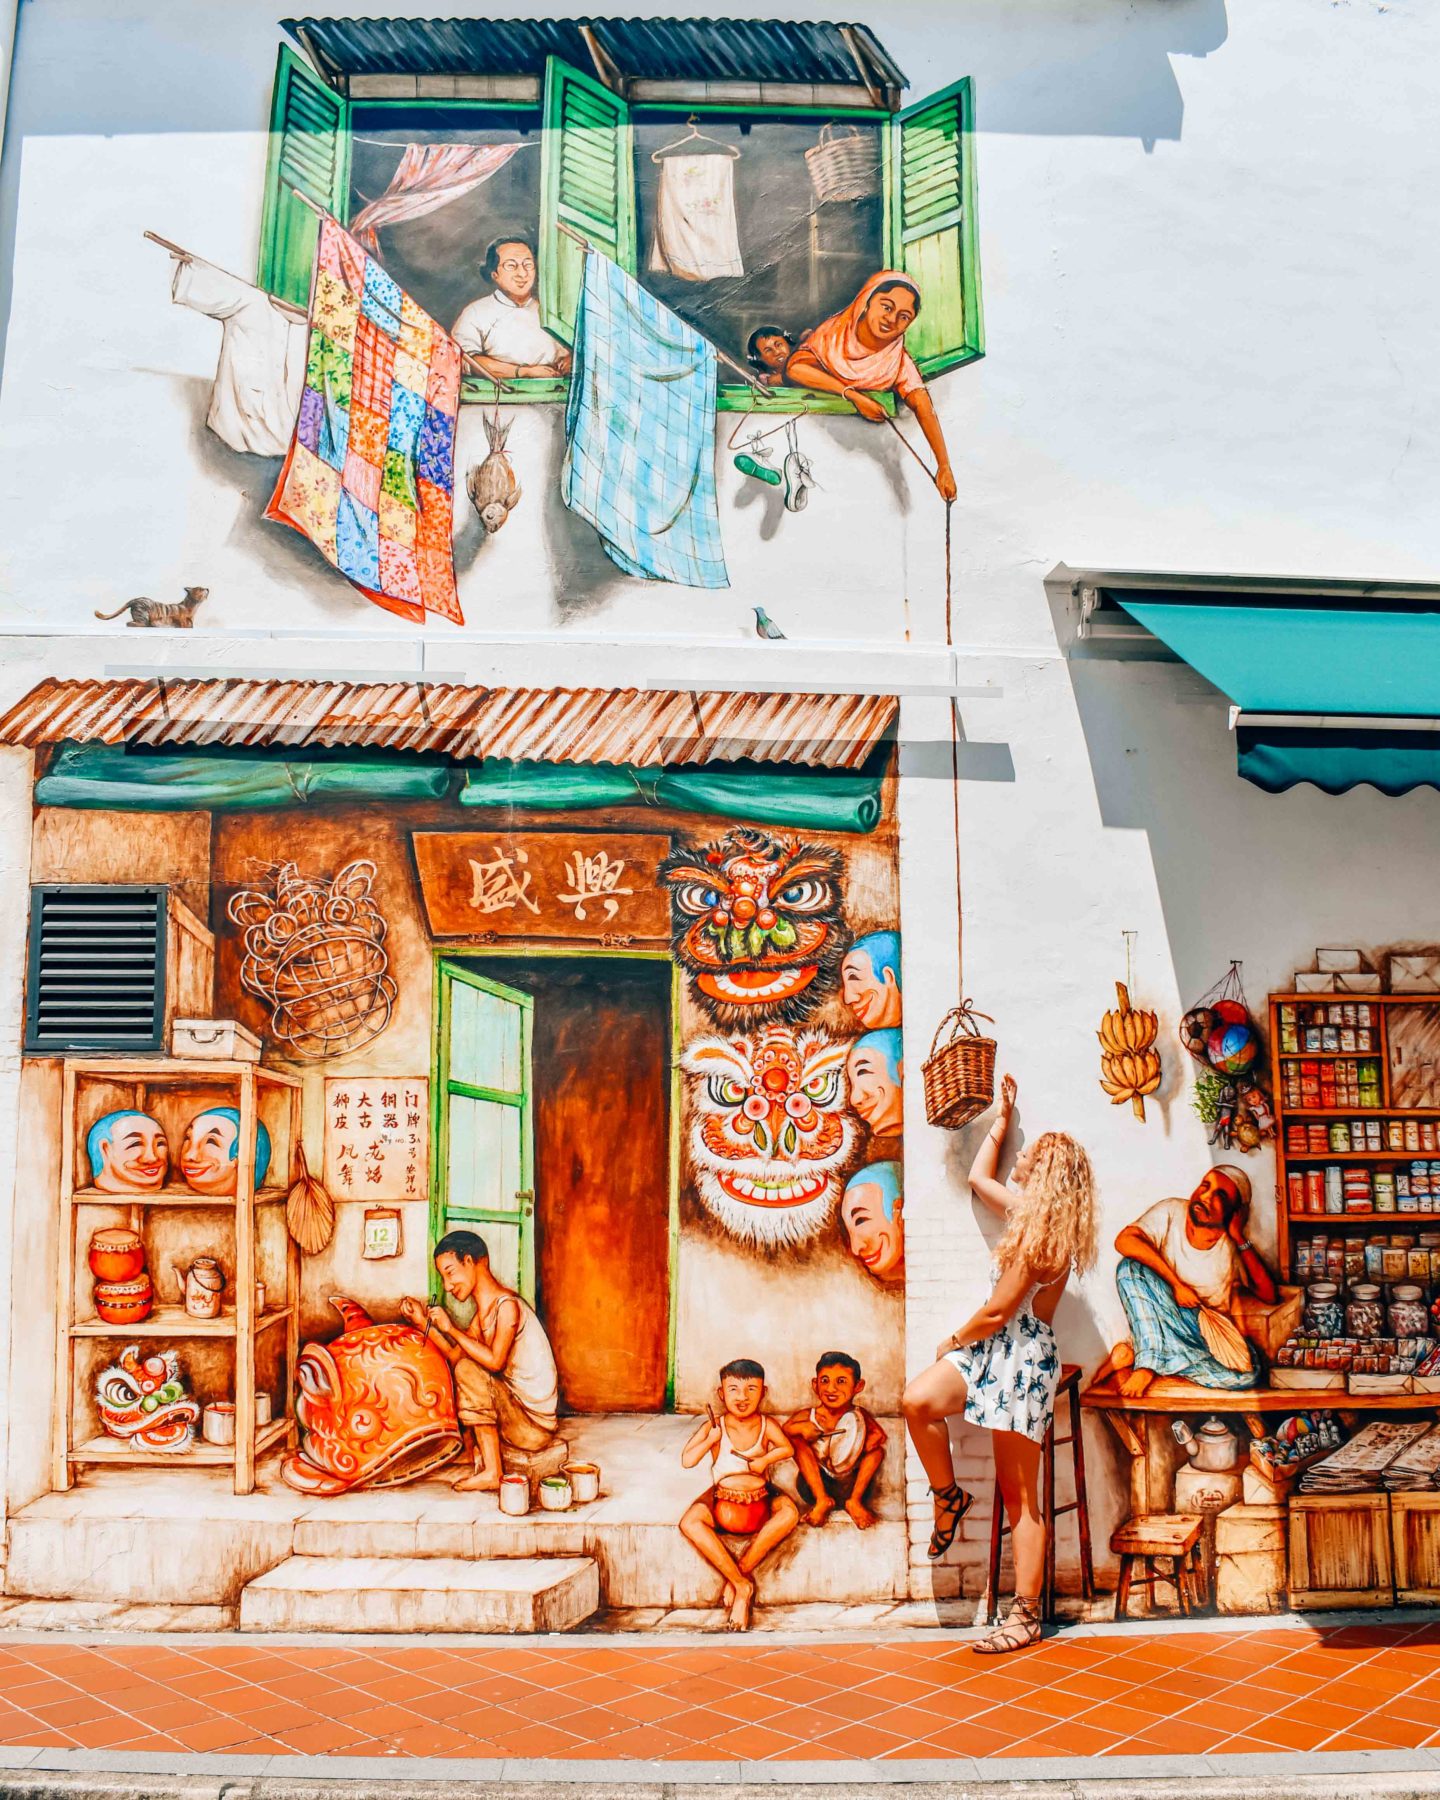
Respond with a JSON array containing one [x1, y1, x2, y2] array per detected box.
[[1107, 1165, 1277, 1396]]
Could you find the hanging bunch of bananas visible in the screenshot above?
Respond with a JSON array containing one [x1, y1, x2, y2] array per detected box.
[[1098, 981, 1162, 1119]]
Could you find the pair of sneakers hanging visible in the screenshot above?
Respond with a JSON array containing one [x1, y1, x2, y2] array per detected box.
[[734, 419, 813, 512]]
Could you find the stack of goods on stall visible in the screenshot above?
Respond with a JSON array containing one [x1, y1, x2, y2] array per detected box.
[[1298, 1419, 1432, 1493], [1276, 1228, 1440, 1392], [1380, 1420, 1440, 1492], [1244, 1412, 1344, 1501]]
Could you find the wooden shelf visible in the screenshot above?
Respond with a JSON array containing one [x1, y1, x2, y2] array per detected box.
[[64, 1058, 301, 1088], [1289, 1211, 1440, 1224], [1282, 1151, 1420, 1163], [1278, 1050, 1380, 1061], [68, 1417, 293, 1467], [72, 1186, 289, 1207], [1280, 1108, 1392, 1118], [70, 1304, 294, 1339], [1082, 1376, 1440, 1415], [57, 1057, 303, 1497]]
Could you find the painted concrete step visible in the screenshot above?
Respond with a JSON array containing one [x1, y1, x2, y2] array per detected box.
[[238, 1555, 599, 1634]]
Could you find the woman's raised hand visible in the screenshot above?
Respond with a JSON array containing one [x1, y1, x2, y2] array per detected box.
[[999, 1073, 1018, 1115]]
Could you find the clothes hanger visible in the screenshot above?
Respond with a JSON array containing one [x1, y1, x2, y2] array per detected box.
[[651, 115, 741, 161]]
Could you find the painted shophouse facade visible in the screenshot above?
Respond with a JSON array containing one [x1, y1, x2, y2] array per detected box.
[[0, 0, 1437, 1634]]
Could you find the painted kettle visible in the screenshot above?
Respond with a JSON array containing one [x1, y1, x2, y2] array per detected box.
[[1171, 1416, 1241, 1472], [173, 1255, 225, 1320]]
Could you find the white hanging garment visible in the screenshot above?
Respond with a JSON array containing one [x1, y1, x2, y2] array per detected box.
[[648, 153, 744, 281], [171, 255, 308, 456]]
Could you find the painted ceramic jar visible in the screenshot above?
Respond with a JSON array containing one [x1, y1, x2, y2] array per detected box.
[[177, 1256, 225, 1320], [88, 1227, 145, 1283], [93, 1274, 153, 1324], [1389, 1284, 1428, 1339]]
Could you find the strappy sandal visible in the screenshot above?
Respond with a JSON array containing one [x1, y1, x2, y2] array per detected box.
[[927, 1481, 973, 1559], [974, 1595, 1042, 1655]]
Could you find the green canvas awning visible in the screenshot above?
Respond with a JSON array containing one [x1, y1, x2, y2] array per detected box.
[[458, 758, 885, 833], [1115, 592, 1440, 795], [35, 742, 455, 809]]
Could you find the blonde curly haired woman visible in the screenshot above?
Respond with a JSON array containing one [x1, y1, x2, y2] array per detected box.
[[902, 1073, 1098, 1654]]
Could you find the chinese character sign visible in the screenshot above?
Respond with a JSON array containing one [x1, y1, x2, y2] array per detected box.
[[324, 1078, 429, 1201], [412, 832, 670, 939]]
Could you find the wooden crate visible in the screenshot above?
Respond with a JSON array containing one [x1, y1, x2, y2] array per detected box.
[[1391, 1491, 1440, 1603], [1288, 1492, 1394, 1610], [1215, 1502, 1287, 1615]]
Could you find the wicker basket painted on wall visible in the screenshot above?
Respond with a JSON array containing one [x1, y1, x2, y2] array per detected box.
[[923, 1002, 997, 1129], [805, 123, 880, 205]]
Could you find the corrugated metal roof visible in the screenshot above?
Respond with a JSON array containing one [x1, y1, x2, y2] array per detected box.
[[283, 16, 906, 91], [0, 680, 896, 772]]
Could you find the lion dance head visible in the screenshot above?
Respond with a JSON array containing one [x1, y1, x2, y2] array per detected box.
[[681, 1025, 859, 1246], [660, 828, 849, 1026]]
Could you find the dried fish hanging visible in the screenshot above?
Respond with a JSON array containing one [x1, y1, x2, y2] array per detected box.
[[227, 858, 396, 1060]]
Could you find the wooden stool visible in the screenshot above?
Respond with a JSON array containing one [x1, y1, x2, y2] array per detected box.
[[1111, 1513, 1206, 1620], [986, 1364, 1095, 1623]]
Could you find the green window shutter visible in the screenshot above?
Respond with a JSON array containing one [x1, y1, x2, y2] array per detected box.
[[538, 56, 635, 345], [887, 77, 983, 377], [257, 45, 351, 308]]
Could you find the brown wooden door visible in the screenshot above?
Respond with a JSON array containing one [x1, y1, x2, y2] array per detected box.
[[529, 958, 672, 1412]]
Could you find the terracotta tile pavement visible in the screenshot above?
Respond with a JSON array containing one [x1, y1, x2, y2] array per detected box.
[[0, 1622, 1434, 1763]]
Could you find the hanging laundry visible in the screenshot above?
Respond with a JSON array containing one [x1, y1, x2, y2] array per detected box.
[[169, 254, 308, 457], [563, 252, 728, 589], [648, 154, 744, 282], [265, 215, 464, 625], [349, 143, 529, 252]]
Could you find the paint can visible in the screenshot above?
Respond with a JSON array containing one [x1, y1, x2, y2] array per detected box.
[[202, 1403, 236, 1446], [538, 1474, 573, 1512], [565, 1462, 600, 1504], [498, 1474, 529, 1516]]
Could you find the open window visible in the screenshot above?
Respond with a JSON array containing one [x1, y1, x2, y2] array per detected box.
[[257, 24, 982, 409]]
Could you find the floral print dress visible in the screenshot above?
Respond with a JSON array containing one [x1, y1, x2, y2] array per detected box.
[[943, 1262, 1061, 1443]]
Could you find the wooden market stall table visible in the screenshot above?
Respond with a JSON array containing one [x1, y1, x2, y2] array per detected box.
[[1081, 1373, 1440, 1513]]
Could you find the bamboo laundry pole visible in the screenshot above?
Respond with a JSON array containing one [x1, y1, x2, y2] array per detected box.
[[143, 231, 308, 319]]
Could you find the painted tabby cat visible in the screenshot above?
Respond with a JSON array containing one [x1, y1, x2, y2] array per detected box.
[[94, 585, 209, 628]]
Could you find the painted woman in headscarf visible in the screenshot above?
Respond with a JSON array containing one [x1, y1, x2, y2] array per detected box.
[[784, 271, 957, 502]]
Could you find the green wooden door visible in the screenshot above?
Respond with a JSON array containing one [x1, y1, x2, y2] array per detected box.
[[888, 78, 983, 375], [433, 963, 534, 1300], [538, 55, 635, 344]]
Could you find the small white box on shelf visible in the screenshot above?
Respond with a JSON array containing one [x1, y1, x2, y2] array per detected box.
[[1294, 972, 1338, 993], [1316, 949, 1367, 973], [1334, 972, 1383, 993], [172, 1018, 262, 1062]]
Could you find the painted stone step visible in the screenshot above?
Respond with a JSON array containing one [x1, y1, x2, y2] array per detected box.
[[238, 1555, 599, 1634]]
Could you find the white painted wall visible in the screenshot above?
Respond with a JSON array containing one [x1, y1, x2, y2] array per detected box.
[[0, 0, 1437, 1605]]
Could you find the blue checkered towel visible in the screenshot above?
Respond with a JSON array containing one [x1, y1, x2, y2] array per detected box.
[[562, 252, 728, 589]]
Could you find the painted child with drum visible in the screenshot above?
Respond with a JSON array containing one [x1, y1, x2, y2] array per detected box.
[[680, 1357, 799, 1631]]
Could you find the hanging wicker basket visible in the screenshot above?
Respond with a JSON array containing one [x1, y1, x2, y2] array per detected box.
[[805, 123, 880, 205], [923, 1001, 997, 1129]]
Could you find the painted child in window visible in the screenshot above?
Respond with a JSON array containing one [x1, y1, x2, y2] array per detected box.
[[400, 1229, 559, 1491], [746, 325, 796, 387], [679, 1357, 799, 1631], [784, 1351, 886, 1530], [784, 272, 957, 502]]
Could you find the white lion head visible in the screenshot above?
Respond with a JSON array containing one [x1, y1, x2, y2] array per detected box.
[[681, 1025, 859, 1247]]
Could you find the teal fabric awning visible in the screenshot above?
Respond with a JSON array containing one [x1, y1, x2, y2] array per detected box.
[[1114, 595, 1440, 715], [35, 742, 455, 809], [1115, 591, 1440, 796], [1237, 721, 1440, 797], [458, 757, 885, 833]]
